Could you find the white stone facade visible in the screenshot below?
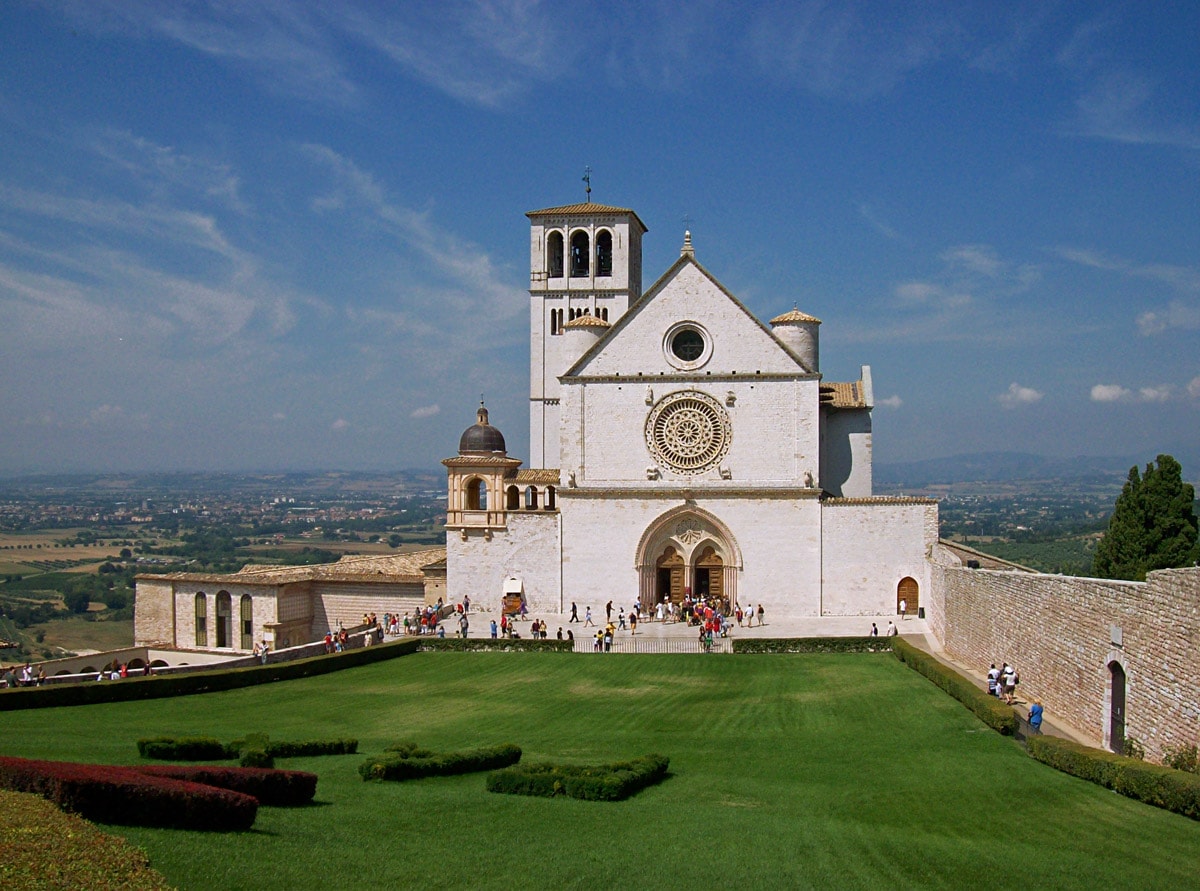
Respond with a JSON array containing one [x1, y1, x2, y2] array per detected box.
[[443, 201, 936, 617]]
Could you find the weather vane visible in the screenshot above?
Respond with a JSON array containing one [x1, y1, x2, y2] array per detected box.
[[582, 166, 592, 202], [682, 212, 692, 231]]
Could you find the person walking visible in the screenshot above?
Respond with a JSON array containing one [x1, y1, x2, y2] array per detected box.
[[585, 606, 595, 627], [870, 623, 878, 637], [1028, 700, 1043, 734], [899, 598, 907, 619], [570, 602, 578, 622]]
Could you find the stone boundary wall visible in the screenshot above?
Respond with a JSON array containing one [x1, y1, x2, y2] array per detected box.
[[931, 555, 1200, 761]]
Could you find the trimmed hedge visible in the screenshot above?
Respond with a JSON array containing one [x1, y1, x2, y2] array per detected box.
[[733, 637, 893, 654], [133, 765, 318, 807], [0, 789, 174, 891], [1027, 736, 1200, 820], [0, 756, 257, 831], [137, 736, 234, 761], [487, 754, 669, 801], [266, 738, 358, 758], [892, 638, 1018, 735], [416, 638, 573, 653], [0, 637, 421, 712], [359, 743, 521, 781]]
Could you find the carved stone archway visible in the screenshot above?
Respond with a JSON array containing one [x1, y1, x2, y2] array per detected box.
[[635, 505, 741, 608]]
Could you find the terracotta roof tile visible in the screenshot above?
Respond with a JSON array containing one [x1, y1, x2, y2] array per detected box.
[[820, 381, 865, 409], [770, 308, 822, 325]]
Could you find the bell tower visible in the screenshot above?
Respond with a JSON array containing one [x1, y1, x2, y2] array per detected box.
[[526, 200, 647, 469]]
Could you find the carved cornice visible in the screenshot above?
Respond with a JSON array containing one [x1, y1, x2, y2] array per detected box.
[[558, 487, 823, 499]]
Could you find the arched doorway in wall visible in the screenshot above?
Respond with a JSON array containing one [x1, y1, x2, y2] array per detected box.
[[695, 546, 725, 607], [1108, 660, 1127, 753], [194, 592, 207, 647], [656, 546, 685, 605], [215, 591, 232, 648], [636, 507, 742, 611], [897, 577, 919, 615]]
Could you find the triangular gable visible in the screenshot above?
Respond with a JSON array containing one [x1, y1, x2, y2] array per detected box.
[[564, 254, 813, 378]]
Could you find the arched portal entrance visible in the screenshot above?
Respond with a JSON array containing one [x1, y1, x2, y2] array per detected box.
[[635, 506, 741, 610], [655, 547, 685, 604], [695, 546, 724, 603], [897, 577, 919, 615], [1108, 660, 1127, 753]]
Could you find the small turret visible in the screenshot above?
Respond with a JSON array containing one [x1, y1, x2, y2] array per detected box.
[[770, 307, 821, 374], [560, 312, 610, 375]]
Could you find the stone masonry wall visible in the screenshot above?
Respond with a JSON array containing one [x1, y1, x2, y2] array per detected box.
[[932, 558, 1200, 760]]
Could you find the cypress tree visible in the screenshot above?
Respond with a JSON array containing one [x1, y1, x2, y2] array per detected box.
[[1093, 455, 1199, 580]]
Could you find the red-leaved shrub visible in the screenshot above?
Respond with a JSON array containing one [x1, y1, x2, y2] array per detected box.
[[0, 756, 257, 831], [134, 765, 317, 806]]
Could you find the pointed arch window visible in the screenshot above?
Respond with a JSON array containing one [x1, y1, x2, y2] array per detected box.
[[547, 231, 564, 278], [570, 231, 590, 277], [596, 230, 613, 277]]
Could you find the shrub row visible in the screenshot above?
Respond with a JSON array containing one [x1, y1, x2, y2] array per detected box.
[[0, 789, 173, 891], [487, 754, 670, 801], [359, 743, 521, 781], [733, 637, 893, 654], [137, 734, 357, 763], [137, 736, 235, 761], [0, 637, 421, 712], [1027, 736, 1200, 820], [0, 756, 257, 831], [892, 638, 1018, 735], [416, 638, 573, 652], [133, 765, 318, 807]]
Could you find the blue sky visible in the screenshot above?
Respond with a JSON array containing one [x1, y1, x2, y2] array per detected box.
[[1, 1, 1198, 474]]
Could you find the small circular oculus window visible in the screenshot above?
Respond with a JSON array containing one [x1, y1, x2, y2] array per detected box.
[[663, 322, 712, 370]]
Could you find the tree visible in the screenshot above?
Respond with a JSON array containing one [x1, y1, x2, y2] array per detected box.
[[1093, 455, 1199, 580]]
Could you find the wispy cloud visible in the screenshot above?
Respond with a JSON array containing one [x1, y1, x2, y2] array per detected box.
[[1054, 247, 1200, 335], [856, 202, 900, 240], [875, 395, 903, 409], [998, 382, 1043, 408], [411, 404, 441, 419]]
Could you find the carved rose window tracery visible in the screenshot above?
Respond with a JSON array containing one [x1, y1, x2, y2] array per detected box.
[[645, 391, 732, 475]]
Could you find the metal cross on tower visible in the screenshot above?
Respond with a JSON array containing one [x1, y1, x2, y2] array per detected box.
[[582, 166, 592, 202]]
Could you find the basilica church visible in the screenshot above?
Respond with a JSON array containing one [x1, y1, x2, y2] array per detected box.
[[444, 201, 937, 618], [134, 199, 938, 654]]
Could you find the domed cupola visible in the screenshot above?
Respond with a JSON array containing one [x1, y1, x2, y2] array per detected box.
[[458, 401, 507, 455]]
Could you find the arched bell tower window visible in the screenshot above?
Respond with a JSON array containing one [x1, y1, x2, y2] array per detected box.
[[570, 231, 590, 277], [547, 231, 564, 278], [466, 478, 487, 510], [506, 485, 520, 510], [596, 230, 613, 277]]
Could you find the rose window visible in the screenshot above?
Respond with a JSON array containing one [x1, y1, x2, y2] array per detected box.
[[645, 391, 732, 474]]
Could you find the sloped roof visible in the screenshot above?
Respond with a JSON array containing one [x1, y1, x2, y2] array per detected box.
[[562, 252, 815, 378], [526, 202, 648, 232], [515, 468, 561, 484], [563, 314, 611, 330], [820, 381, 867, 409], [770, 308, 822, 325], [138, 547, 448, 586]]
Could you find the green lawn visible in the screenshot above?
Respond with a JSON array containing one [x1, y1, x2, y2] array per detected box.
[[2, 653, 1197, 890]]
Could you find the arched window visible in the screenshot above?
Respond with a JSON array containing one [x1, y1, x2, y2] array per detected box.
[[550, 308, 559, 335], [506, 485, 520, 511], [570, 231, 590, 277], [545, 486, 556, 510], [596, 230, 613, 277], [556, 308, 564, 333], [194, 593, 207, 647], [547, 231, 564, 277], [525, 486, 539, 509], [240, 594, 253, 650], [466, 478, 487, 510], [600, 307, 608, 321], [216, 591, 232, 648]]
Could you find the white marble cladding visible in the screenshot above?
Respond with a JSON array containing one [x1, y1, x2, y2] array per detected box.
[[446, 512, 562, 615], [820, 501, 936, 615]]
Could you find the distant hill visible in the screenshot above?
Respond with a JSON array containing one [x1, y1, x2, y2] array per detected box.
[[875, 452, 1142, 487]]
